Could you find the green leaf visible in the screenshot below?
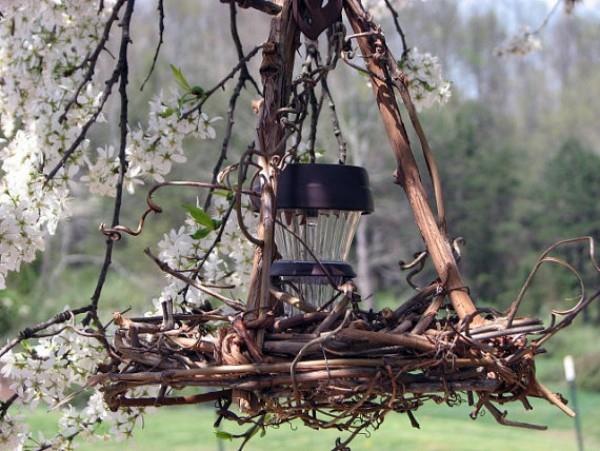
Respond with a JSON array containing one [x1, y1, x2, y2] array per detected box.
[[191, 227, 211, 240], [184, 204, 214, 229], [215, 431, 234, 441], [190, 85, 205, 97], [158, 107, 176, 118], [170, 64, 191, 92]]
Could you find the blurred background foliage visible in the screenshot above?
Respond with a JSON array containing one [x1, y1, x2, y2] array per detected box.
[[2, 0, 600, 392]]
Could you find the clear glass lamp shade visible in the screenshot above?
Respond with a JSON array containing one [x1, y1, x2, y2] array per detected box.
[[274, 209, 361, 261], [279, 274, 345, 316], [270, 261, 356, 316]]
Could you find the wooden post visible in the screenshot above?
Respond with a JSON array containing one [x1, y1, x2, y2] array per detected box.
[[344, 0, 482, 325]]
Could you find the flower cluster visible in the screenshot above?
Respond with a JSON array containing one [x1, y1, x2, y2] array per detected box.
[[494, 27, 542, 57], [1, 328, 105, 407], [0, 1, 112, 288], [0, 2, 219, 288], [150, 194, 257, 313], [0, 327, 148, 449], [126, 91, 220, 184], [398, 48, 452, 111], [0, 413, 28, 450]]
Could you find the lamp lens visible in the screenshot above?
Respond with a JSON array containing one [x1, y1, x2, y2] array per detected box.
[[275, 209, 361, 261]]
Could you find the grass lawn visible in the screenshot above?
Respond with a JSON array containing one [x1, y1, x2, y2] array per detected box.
[[27, 382, 599, 451]]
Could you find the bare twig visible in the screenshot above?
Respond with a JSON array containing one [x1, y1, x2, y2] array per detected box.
[[180, 44, 264, 120], [204, 0, 259, 210], [144, 247, 245, 311], [140, 0, 165, 91], [384, 0, 409, 58], [0, 394, 18, 421]]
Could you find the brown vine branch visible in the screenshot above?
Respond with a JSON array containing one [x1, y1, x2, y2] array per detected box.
[[506, 236, 600, 328], [112, 389, 232, 408], [343, 0, 481, 325], [100, 180, 257, 240], [391, 70, 447, 233]]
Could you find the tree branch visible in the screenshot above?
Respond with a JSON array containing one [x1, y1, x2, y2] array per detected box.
[[0, 306, 93, 359], [84, 0, 136, 325]]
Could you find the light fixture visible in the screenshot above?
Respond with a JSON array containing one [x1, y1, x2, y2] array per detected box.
[[271, 163, 373, 314], [271, 261, 356, 314]]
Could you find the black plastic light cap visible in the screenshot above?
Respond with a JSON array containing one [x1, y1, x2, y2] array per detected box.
[[270, 260, 356, 279], [276, 163, 374, 213]]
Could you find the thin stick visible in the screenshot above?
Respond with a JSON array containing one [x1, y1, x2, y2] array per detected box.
[[140, 0, 165, 91], [144, 248, 245, 311]]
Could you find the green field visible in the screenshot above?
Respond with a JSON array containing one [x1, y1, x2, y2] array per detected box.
[[27, 383, 599, 451]]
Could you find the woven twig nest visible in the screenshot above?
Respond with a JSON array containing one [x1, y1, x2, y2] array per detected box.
[[96, 285, 572, 448]]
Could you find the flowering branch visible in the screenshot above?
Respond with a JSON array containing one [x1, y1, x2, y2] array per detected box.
[[144, 248, 246, 311], [59, 0, 127, 119], [494, 0, 578, 57], [85, 0, 136, 325], [0, 306, 93, 359], [0, 0, 257, 447], [44, 0, 133, 182]]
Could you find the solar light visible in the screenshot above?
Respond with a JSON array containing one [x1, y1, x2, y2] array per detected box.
[[271, 163, 373, 314]]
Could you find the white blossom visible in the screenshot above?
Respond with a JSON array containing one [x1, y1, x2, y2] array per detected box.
[[125, 91, 221, 185], [0, 1, 112, 288], [399, 47, 451, 111], [0, 1, 220, 287], [0, 326, 148, 448], [495, 27, 542, 57], [0, 413, 28, 450], [149, 195, 257, 314], [1, 327, 105, 408]]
